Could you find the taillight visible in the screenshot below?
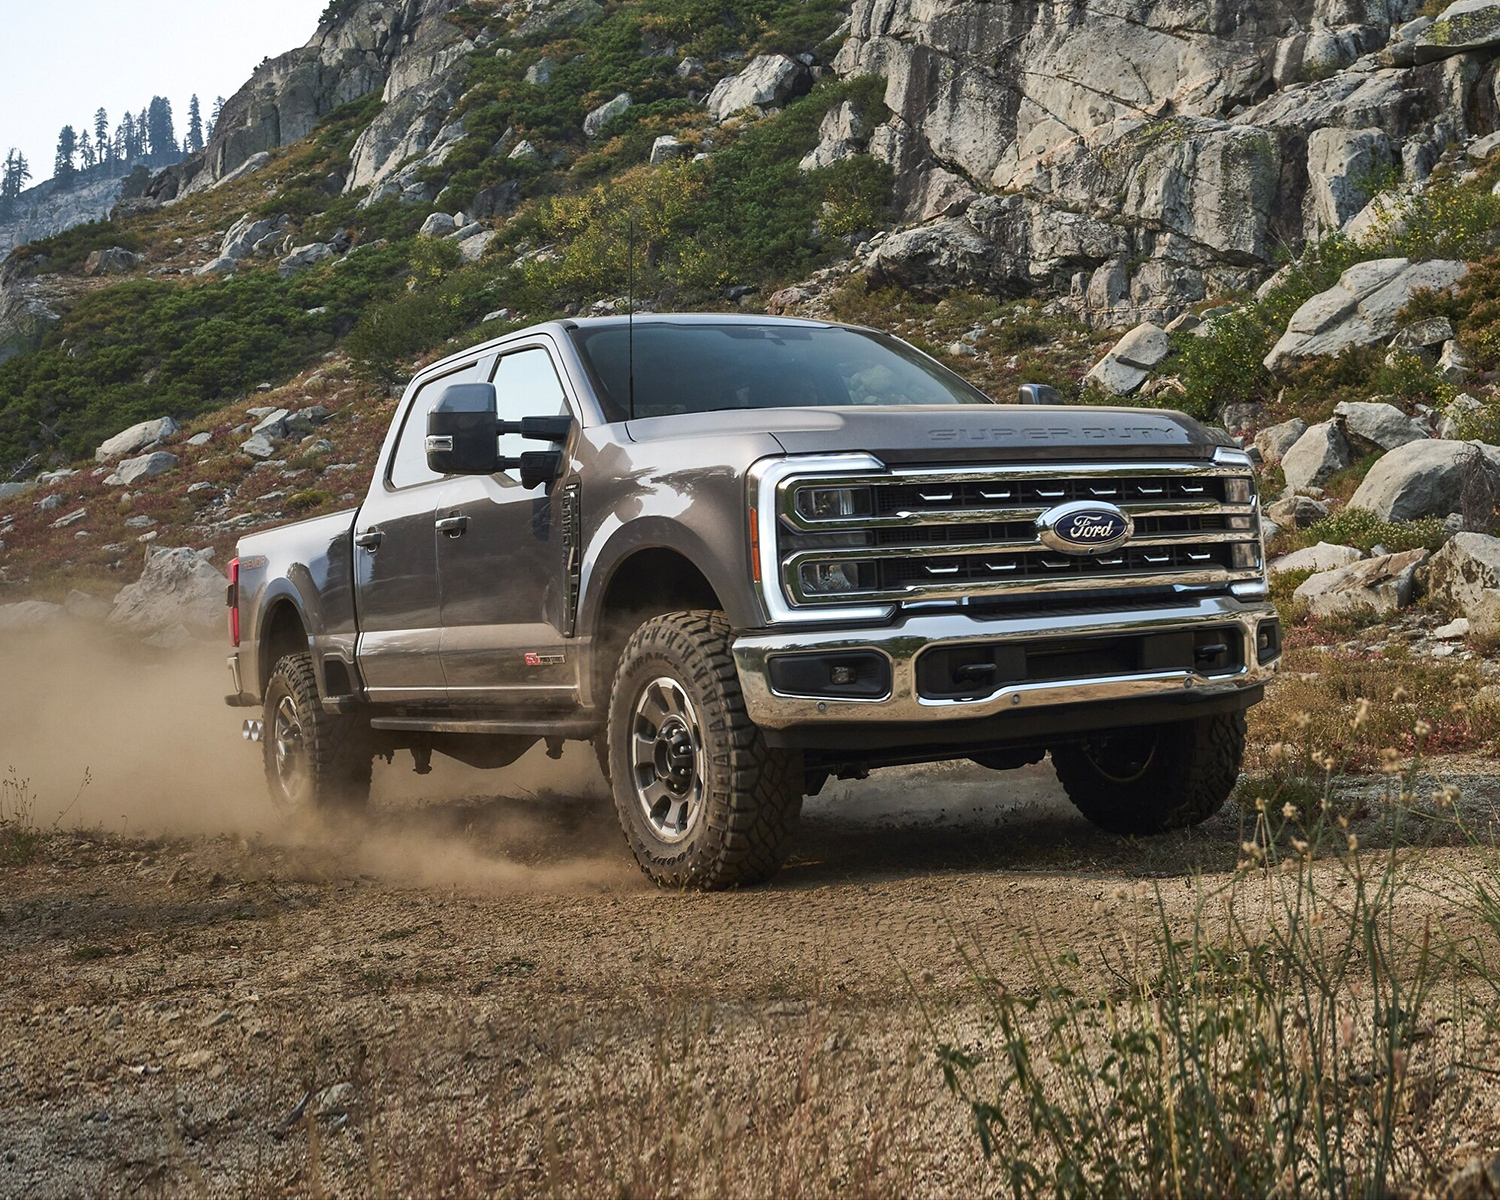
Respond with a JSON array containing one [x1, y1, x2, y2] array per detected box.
[[227, 556, 240, 647]]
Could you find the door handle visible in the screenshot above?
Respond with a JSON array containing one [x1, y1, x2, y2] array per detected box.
[[354, 529, 384, 551], [434, 514, 469, 537]]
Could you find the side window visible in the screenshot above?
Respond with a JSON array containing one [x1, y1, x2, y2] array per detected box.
[[387, 362, 482, 489], [492, 347, 569, 467]]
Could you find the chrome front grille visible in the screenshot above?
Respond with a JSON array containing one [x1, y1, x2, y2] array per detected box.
[[772, 458, 1264, 610]]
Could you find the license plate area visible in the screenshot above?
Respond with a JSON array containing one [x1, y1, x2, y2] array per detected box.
[[915, 626, 1245, 701]]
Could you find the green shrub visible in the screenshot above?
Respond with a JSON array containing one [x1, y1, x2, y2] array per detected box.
[[1296, 509, 1449, 555], [0, 243, 412, 468], [9, 222, 146, 273]]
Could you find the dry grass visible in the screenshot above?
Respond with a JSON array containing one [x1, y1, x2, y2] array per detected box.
[[1250, 647, 1492, 771]]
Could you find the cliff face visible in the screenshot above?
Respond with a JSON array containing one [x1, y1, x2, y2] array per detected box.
[[0, 175, 125, 254], [148, 0, 471, 200], [826, 0, 1500, 325], [36, 0, 1500, 333]]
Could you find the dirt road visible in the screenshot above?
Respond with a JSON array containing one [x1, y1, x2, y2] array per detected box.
[[2, 633, 1496, 1197]]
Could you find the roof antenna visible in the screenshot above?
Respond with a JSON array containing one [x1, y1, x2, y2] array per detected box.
[[626, 215, 636, 422]]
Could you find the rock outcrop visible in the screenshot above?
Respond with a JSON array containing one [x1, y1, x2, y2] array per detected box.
[[1294, 549, 1430, 617], [829, 0, 1498, 326], [107, 547, 226, 638], [146, 0, 472, 199], [1423, 531, 1500, 631], [1349, 439, 1500, 521]]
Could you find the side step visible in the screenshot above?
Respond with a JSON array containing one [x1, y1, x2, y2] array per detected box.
[[368, 716, 599, 738]]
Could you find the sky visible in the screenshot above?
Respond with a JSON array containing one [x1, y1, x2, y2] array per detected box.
[[0, 0, 327, 182]]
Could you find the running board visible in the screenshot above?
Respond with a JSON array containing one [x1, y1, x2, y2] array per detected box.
[[368, 716, 600, 738]]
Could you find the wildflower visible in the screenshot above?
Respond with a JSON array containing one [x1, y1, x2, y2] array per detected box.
[[1338, 815, 1349, 829], [1339, 1012, 1356, 1049], [1347, 834, 1359, 853], [1380, 748, 1402, 774], [1295, 710, 1312, 729], [1311, 910, 1325, 929], [1431, 785, 1460, 809], [1268, 742, 1289, 764], [1291, 838, 1309, 854], [1393, 686, 1410, 703], [1414, 719, 1432, 738], [1351, 698, 1371, 730], [1282, 802, 1299, 820]]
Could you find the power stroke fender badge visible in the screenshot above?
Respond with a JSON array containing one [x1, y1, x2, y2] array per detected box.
[[1036, 501, 1134, 556]]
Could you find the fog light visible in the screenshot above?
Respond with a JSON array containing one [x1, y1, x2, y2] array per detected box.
[[1224, 477, 1254, 505], [800, 561, 877, 595], [1231, 542, 1260, 571], [797, 486, 874, 521], [1257, 618, 1283, 664]]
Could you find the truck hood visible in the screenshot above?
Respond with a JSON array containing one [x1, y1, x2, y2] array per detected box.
[[755, 405, 1230, 465]]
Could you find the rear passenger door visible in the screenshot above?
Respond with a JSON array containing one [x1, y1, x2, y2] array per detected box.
[[354, 360, 484, 703], [436, 342, 578, 707]]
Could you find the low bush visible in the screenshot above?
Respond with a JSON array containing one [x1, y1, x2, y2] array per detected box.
[[937, 733, 1479, 1198], [1293, 510, 1449, 555]]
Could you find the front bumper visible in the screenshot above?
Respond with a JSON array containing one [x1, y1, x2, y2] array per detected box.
[[732, 595, 1280, 731]]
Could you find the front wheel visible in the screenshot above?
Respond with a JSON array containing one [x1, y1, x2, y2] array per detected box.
[[1050, 711, 1245, 836], [607, 611, 803, 889], [262, 653, 372, 814]]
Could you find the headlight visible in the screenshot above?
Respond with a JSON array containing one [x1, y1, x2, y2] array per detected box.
[[1224, 477, 1255, 506], [796, 485, 874, 521], [800, 561, 878, 595]]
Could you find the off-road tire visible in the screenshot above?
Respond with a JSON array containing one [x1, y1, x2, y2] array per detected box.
[[607, 611, 803, 889], [262, 653, 372, 814], [1051, 711, 1245, 836]]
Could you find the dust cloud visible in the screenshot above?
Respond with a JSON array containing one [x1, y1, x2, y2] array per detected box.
[[0, 626, 635, 891]]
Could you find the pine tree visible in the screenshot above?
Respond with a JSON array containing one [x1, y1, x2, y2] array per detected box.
[[209, 96, 226, 138], [78, 125, 96, 171], [146, 96, 177, 163], [186, 95, 204, 154], [94, 108, 110, 172], [0, 150, 22, 220], [54, 125, 78, 187]]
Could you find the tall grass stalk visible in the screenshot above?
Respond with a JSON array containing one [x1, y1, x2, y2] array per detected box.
[[935, 756, 1478, 1199]]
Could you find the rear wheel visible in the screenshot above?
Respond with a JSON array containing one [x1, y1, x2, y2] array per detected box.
[[1050, 711, 1245, 836], [607, 611, 803, 889], [261, 653, 372, 814]]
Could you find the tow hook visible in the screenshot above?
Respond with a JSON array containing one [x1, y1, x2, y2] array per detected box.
[[242, 719, 264, 743]]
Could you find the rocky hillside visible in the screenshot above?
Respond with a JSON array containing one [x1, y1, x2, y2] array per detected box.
[[8, 0, 1500, 748]]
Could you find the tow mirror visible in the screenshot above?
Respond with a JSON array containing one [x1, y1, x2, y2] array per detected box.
[[427, 382, 500, 474]]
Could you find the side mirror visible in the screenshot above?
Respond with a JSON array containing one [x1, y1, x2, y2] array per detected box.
[[1018, 383, 1064, 406], [427, 382, 499, 474]]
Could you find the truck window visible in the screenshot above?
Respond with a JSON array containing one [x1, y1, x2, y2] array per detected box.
[[570, 323, 995, 421], [491, 347, 570, 465], [388, 361, 483, 489]]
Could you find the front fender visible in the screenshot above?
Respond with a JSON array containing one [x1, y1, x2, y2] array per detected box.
[[579, 514, 760, 635]]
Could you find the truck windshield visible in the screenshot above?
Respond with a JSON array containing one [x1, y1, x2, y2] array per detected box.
[[570, 323, 994, 420]]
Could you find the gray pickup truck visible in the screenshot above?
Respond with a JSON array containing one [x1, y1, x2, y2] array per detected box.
[[227, 314, 1281, 888]]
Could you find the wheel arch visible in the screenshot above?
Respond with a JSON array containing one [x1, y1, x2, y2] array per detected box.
[[581, 537, 736, 709]]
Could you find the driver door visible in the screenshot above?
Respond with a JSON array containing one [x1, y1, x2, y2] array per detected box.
[[354, 360, 484, 703], [436, 342, 578, 707]]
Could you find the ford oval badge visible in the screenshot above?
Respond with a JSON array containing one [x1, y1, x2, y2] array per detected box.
[[1037, 501, 1134, 556]]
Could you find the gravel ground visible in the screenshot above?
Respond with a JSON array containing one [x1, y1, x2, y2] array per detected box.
[[4, 632, 1500, 1196]]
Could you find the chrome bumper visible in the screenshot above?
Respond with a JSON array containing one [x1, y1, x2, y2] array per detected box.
[[732, 596, 1280, 730]]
